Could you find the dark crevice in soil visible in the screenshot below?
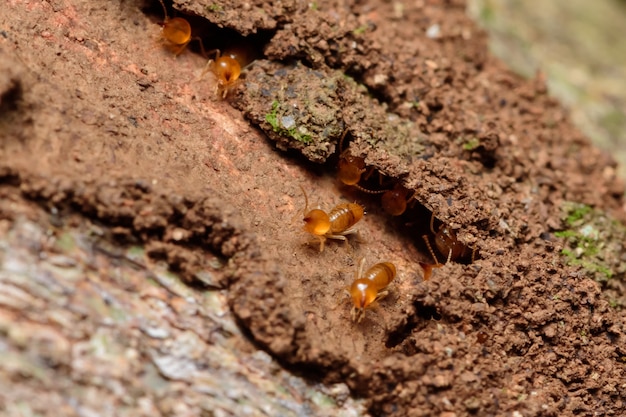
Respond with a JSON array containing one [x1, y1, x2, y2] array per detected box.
[[385, 302, 442, 349], [0, 169, 21, 188], [0, 76, 21, 114]]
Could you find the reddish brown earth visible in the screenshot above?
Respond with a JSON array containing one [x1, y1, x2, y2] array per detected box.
[[1, 0, 625, 416]]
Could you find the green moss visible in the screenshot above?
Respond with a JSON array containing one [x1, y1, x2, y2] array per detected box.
[[309, 391, 336, 408], [207, 4, 223, 12], [478, 3, 495, 23], [600, 108, 626, 138], [125, 245, 146, 264], [462, 137, 481, 151], [562, 203, 593, 225], [265, 100, 281, 131], [555, 202, 625, 283], [352, 25, 368, 35], [288, 128, 312, 143], [264, 101, 312, 144]]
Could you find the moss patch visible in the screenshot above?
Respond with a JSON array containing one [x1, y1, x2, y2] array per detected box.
[[556, 202, 626, 286], [265, 101, 313, 144]]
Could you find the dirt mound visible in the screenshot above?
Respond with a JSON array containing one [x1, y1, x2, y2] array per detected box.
[[1, 0, 625, 416]]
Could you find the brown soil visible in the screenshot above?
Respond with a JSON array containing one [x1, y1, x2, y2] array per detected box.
[[1, 0, 625, 416]]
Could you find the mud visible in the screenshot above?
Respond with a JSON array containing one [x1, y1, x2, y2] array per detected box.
[[1, 0, 626, 416]]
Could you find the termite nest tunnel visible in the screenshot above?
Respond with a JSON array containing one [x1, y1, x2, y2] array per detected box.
[[144, 0, 272, 95], [333, 132, 479, 280]]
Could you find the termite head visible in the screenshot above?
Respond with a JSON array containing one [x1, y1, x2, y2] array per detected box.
[[302, 209, 331, 236], [424, 213, 476, 272], [299, 184, 332, 236], [348, 279, 377, 322], [337, 128, 368, 186], [435, 225, 456, 248], [157, 0, 192, 54], [381, 186, 410, 216], [162, 17, 191, 46], [214, 56, 241, 88], [338, 155, 366, 186], [434, 224, 471, 261]]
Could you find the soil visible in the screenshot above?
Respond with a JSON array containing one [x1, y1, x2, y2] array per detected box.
[[1, 1, 626, 416]]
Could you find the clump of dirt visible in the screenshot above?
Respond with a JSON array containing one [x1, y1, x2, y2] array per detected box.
[[4, 171, 248, 287], [176, 0, 296, 35], [209, 0, 626, 414], [234, 61, 346, 162], [1, 0, 626, 416]]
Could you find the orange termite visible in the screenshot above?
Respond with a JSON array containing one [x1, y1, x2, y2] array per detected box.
[[380, 184, 415, 216], [346, 259, 397, 323], [202, 43, 258, 99], [337, 132, 418, 216], [205, 51, 241, 98], [338, 154, 368, 187], [299, 185, 364, 252], [336, 129, 374, 189], [337, 130, 395, 210], [422, 212, 475, 280], [157, 0, 193, 55]]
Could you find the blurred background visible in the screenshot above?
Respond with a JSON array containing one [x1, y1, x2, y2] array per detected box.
[[467, 0, 626, 181]]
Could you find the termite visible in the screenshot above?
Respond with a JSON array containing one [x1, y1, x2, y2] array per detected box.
[[380, 184, 415, 216], [338, 153, 368, 187], [337, 129, 372, 188], [299, 185, 364, 252], [203, 50, 241, 98], [346, 259, 397, 323], [202, 43, 257, 99], [157, 0, 193, 55], [337, 132, 417, 216], [222, 44, 257, 69], [422, 212, 475, 280]]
